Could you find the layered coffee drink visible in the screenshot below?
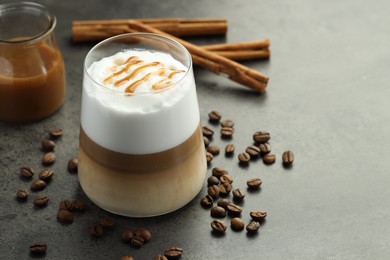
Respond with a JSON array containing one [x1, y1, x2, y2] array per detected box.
[[79, 34, 207, 217]]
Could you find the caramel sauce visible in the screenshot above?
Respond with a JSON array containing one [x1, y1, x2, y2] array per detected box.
[[0, 42, 65, 122]]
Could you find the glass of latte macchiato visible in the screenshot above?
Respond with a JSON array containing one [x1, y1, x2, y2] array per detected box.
[[79, 33, 207, 217]]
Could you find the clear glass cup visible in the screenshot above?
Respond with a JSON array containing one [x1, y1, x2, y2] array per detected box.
[[0, 2, 65, 122], [79, 33, 207, 217]]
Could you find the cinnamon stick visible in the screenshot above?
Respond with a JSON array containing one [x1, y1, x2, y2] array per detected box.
[[126, 20, 268, 92], [212, 50, 270, 61], [202, 39, 270, 51]]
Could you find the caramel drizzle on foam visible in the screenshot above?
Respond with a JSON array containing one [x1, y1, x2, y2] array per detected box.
[[102, 55, 185, 94]]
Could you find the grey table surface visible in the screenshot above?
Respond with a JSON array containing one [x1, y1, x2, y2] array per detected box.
[[1, 0, 390, 259]]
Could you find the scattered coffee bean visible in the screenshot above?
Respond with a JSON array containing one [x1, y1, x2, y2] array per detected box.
[[200, 195, 214, 208], [42, 152, 56, 165], [203, 136, 210, 148], [121, 228, 134, 243], [59, 200, 72, 210], [212, 167, 228, 178], [220, 127, 234, 138], [218, 182, 232, 196], [220, 119, 234, 128], [250, 210, 267, 221], [206, 145, 220, 155], [20, 167, 34, 179], [245, 145, 261, 158], [154, 255, 168, 260], [30, 242, 47, 254], [226, 203, 242, 216], [100, 217, 115, 228], [68, 158, 78, 173], [217, 198, 230, 209], [210, 206, 227, 218], [263, 153, 276, 165], [130, 235, 145, 248], [120, 256, 134, 260], [238, 152, 250, 164], [282, 150, 294, 167], [57, 209, 74, 224], [253, 131, 270, 144], [225, 144, 235, 155], [247, 178, 262, 189], [41, 139, 55, 151], [259, 143, 272, 155], [211, 219, 227, 234], [231, 217, 245, 231], [207, 176, 219, 186], [207, 185, 220, 198], [232, 188, 245, 200], [202, 126, 214, 138], [89, 224, 104, 237], [33, 195, 49, 207], [246, 220, 260, 234], [219, 174, 233, 184], [49, 128, 63, 139], [31, 180, 47, 191], [135, 227, 152, 243], [16, 189, 29, 201], [164, 247, 183, 259], [208, 110, 221, 122], [39, 168, 54, 181], [206, 152, 213, 164], [71, 199, 86, 212]]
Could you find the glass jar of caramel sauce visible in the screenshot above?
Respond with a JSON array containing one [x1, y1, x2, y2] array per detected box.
[[0, 2, 65, 122]]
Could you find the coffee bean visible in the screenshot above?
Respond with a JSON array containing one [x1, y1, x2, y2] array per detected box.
[[57, 209, 74, 224], [247, 178, 262, 189], [231, 217, 245, 231], [253, 131, 270, 144], [207, 185, 220, 198], [120, 256, 134, 260], [20, 167, 34, 179], [135, 227, 152, 242], [250, 210, 267, 221], [225, 144, 235, 155], [154, 255, 168, 260], [16, 189, 29, 201], [218, 182, 232, 197], [31, 180, 47, 191], [246, 220, 260, 234], [203, 136, 210, 148], [164, 247, 183, 259], [130, 236, 144, 247], [30, 242, 47, 254], [41, 139, 55, 151], [245, 145, 260, 158], [89, 224, 104, 237], [259, 143, 271, 155], [220, 119, 234, 128], [71, 199, 86, 212], [217, 198, 230, 209], [211, 219, 227, 234], [220, 127, 234, 138], [219, 174, 233, 184], [121, 228, 134, 243], [202, 126, 214, 138], [226, 203, 242, 216], [59, 200, 72, 210], [210, 206, 227, 218], [33, 195, 49, 207], [39, 168, 54, 181], [68, 158, 78, 173], [206, 152, 213, 164], [208, 110, 221, 122], [282, 150, 294, 167], [207, 176, 219, 186], [232, 188, 245, 200], [42, 152, 56, 165], [200, 195, 214, 208], [49, 128, 63, 139], [212, 167, 228, 178], [100, 217, 115, 228], [263, 153, 276, 165], [206, 145, 220, 155], [238, 152, 250, 164]]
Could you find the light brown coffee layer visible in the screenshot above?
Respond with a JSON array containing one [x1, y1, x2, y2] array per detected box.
[[78, 126, 207, 217], [79, 124, 203, 172]]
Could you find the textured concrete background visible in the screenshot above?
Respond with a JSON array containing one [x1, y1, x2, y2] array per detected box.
[[1, 0, 390, 259]]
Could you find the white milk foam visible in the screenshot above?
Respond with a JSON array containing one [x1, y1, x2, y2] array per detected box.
[[81, 50, 200, 154]]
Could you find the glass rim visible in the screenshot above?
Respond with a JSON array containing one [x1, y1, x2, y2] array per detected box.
[[0, 1, 56, 44], [83, 32, 193, 96]]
